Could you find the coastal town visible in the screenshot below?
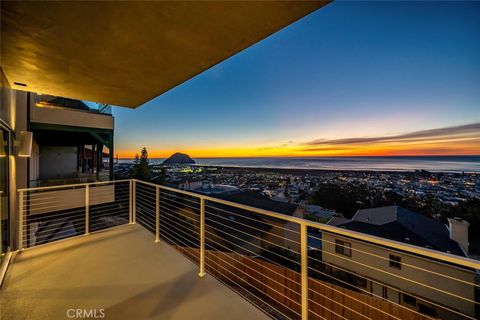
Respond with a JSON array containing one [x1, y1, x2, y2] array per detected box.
[[113, 156, 480, 319], [116, 155, 478, 219], [115, 161, 479, 211]]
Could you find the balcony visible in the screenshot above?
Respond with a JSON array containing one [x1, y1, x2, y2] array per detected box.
[[2, 179, 479, 320], [30, 94, 114, 130], [1, 224, 267, 320]]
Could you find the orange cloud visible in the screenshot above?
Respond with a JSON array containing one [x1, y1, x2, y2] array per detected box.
[[116, 123, 480, 158]]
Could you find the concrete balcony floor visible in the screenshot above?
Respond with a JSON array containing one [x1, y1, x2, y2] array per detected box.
[[1, 224, 270, 320]]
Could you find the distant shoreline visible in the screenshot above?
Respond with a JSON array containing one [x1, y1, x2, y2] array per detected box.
[[117, 162, 479, 174], [190, 164, 477, 174], [118, 155, 480, 160], [116, 155, 480, 173]]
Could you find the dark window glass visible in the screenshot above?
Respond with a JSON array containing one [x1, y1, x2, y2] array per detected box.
[[418, 304, 437, 317], [353, 275, 367, 288], [389, 254, 401, 269], [403, 294, 416, 306], [335, 239, 352, 257]]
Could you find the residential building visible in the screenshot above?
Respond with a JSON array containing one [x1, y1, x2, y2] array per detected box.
[[29, 94, 114, 187], [215, 191, 304, 253], [326, 206, 478, 319]]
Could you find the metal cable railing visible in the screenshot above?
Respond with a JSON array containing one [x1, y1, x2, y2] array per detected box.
[[133, 180, 479, 320], [18, 179, 480, 320], [18, 180, 131, 249]]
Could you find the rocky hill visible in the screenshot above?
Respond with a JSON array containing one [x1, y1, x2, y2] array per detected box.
[[162, 152, 195, 165]]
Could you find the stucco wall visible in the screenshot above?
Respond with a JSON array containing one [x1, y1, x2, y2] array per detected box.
[[0, 67, 28, 251]]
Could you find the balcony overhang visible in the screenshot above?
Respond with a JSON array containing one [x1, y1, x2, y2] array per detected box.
[[1, 1, 329, 108]]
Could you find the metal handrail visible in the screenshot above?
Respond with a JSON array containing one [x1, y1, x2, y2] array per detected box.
[[18, 179, 131, 250], [136, 180, 476, 319], [134, 180, 480, 320], [17, 177, 480, 320], [131, 179, 480, 270], [17, 178, 480, 320], [17, 178, 480, 270], [18, 179, 131, 192]]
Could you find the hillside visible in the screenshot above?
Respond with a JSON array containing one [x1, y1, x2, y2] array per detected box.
[[162, 152, 195, 165]]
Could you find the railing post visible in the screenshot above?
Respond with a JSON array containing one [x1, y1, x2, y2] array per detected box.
[[85, 185, 89, 235], [301, 223, 308, 320], [132, 180, 136, 224], [129, 180, 133, 224], [155, 186, 160, 243], [18, 191, 24, 250], [198, 197, 205, 278]]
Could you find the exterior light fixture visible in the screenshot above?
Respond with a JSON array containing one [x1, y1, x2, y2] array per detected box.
[[0, 130, 6, 157], [16, 131, 33, 157]]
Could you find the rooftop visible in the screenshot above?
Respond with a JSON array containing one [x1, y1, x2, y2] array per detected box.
[[331, 205, 465, 256], [219, 190, 299, 215]]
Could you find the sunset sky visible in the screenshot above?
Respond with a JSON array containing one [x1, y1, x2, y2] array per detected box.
[[113, 1, 480, 158]]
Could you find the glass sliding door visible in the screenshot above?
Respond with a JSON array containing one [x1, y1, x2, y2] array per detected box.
[[0, 126, 10, 265]]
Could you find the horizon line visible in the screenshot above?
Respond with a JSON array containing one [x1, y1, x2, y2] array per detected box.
[[116, 154, 480, 160]]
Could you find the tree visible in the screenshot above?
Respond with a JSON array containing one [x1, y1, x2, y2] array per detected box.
[[308, 183, 364, 218], [131, 147, 152, 181], [157, 167, 167, 184]]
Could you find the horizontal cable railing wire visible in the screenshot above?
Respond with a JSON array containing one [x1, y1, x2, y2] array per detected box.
[[156, 183, 201, 265], [306, 243, 475, 320], [19, 179, 480, 320], [135, 189, 156, 232], [134, 179, 478, 320], [19, 180, 131, 249], [307, 237, 478, 305], [308, 233, 480, 289], [20, 185, 87, 248], [89, 181, 130, 233], [201, 198, 301, 320]]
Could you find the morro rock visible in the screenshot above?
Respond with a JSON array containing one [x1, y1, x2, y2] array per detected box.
[[162, 152, 195, 165]]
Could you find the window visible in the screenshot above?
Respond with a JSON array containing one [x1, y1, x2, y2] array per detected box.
[[403, 294, 417, 306], [382, 286, 388, 299], [389, 254, 401, 269], [328, 266, 367, 289], [418, 304, 437, 317], [352, 275, 367, 288], [335, 239, 351, 257]]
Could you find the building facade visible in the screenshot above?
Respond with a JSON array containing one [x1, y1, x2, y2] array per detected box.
[[0, 68, 115, 280], [325, 206, 479, 319]]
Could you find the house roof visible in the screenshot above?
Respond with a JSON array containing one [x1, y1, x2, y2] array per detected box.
[[219, 191, 299, 216], [203, 191, 299, 252], [329, 206, 465, 256], [302, 204, 336, 219], [351, 205, 399, 225], [326, 217, 351, 227]]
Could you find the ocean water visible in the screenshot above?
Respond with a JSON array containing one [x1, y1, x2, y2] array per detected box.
[[119, 156, 480, 173]]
